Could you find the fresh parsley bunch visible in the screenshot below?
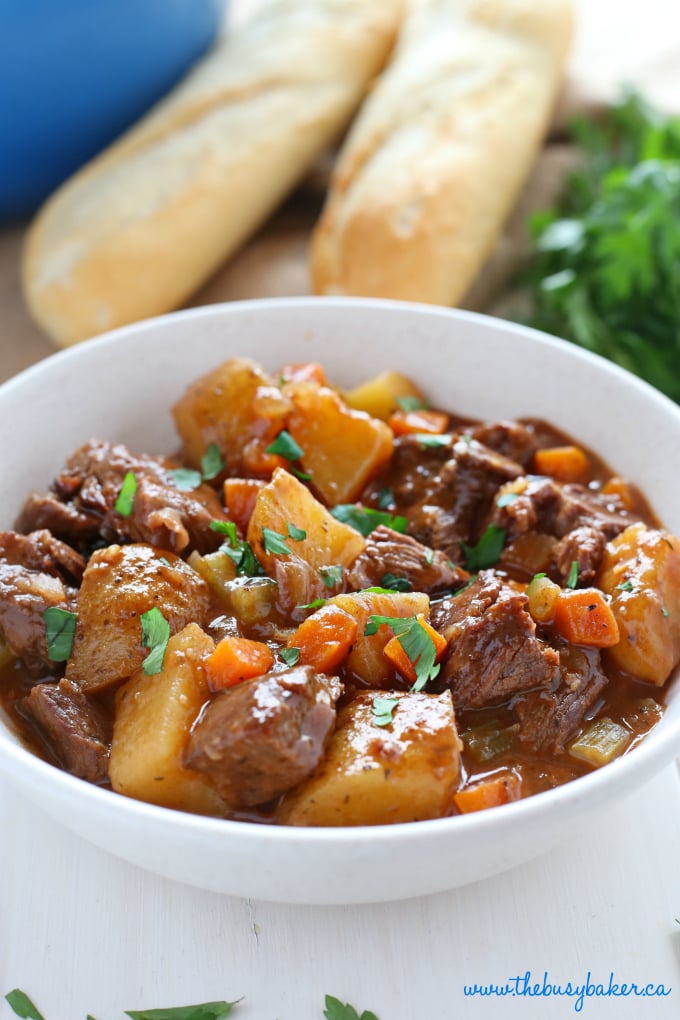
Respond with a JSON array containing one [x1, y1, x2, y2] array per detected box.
[[524, 92, 680, 401]]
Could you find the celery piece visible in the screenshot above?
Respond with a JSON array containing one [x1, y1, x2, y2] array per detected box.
[[463, 722, 518, 764], [568, 717, 631, 766], [0, 637, 15, 671]]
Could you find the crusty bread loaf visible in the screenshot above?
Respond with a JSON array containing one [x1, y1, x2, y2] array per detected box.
[[23, 0, 403, 347], [310, 0, 573, 305]]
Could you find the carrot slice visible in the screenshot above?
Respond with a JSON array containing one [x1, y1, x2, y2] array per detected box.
[[533, 445, 590, 483], [454, 771, 522, 813], [552, 588, 620, 647], [224, 478, 265, 534], [241, 438, 287, 476], [279, 362, 327, 386], [383, 614, 447, 683], [601, 476, 635, 511], [388, 409, 449, 436], [206, 637, 275, 690], [287, 604, 358, 673]]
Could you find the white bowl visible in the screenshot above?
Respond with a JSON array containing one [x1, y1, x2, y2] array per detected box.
[[1, 297, 679, 905]]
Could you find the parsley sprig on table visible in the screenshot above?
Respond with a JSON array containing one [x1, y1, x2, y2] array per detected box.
[[522, 92, 680, 401]]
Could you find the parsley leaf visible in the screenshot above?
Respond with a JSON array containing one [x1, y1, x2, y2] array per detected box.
[[266, 430, 304, 462], [286, 522, 307, 542], [460, 525, 506, 571], [169, 468, 203, 492], [222, 540, 265, 577], [364, 614, 440, 692], [43, 606, 77, 662], [371, 695, 399, 727], [280, 647, 300, 667], [323, 996, 379, 1020], [210, 520, 239, 546], [115, 471, 137, 516], [380, 572, 411, 592], [319, 564, 344, 589], [496, 491, 519, 508], [396, 395, 428, 412], [617, 579, 634, 592], [262, 527, 292, 556], [200, 443, 225, 481], [5, 990, 46, 1020], [566, 560, 579, 588], [296, 598, 327, 611], [331, 505, 408, 537], [140, 607, 171, 676], [376, 488, 394, 510], [414, 434, 450, 448], [125, 1001, 241, 1020]]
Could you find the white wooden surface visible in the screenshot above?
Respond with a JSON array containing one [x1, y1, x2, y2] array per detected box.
[[1, 764, 679, 1020]]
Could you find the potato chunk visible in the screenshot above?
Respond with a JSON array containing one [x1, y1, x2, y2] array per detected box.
[[345, 371, 426, 421], [68, 544, 211, 691], [329, 590, 429, 687], [598, 523, 680, 685], [109, 623, 225, 815], [285, 382, 393, 505], [279, 690, 462, 826], [172, 356, 271, 472]]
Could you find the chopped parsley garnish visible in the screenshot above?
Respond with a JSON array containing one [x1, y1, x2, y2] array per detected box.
[[496, 491, 519, 508], [43, 607, 77, 662], [125, 1001, 241, 1020], [200, 443, 225, 481], [453, 574, 478, 595], [262, 527, 292, 556], [323, 994, 379, 1020], [115, 471, 137, 516], [566, 560, 579, 589], [169, 467, 203, 492], [380, 572, 411, 592], [376, 488, 394, 510], [414, 433, 450, 448], [663, 607, 670, 618], [5, 989, 46, 1020], [296, 598, 327, 611], [617, 579, 634, 592], [331, 504, 408, 537], [319, 564, 344, 589], [364, 614, 440, 692], [280, 647, 301, 667], [266, 430, 304, 462], [460, 525, 506, 571], [290, 466, 313, 482], [210, 519, 239, 545], [286, 522, 307, 542], [396, 395, 428, 412], [424, 547, 434, 565], [222, 540, 265, 577], [140, 607, 171, 676], [371, 694, 399, 728]]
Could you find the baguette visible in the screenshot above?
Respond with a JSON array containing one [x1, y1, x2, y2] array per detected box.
[[310, 0, 573, 305], [23, 0, 403, 347]]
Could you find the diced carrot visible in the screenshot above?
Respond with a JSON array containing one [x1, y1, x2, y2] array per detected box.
[[533, 445, 590, 483], [287, 604, 358, 672], [205, 637, 275, 690], [601, 476, 635, 511], [388, 409, 449, 436], [279, 362, 327, 386], [224, 478, 266, 533], [552, 588, 620, 647], [241, 438, 288, 476], [454, 771, 522, 813], [383, 614, 447, 683]]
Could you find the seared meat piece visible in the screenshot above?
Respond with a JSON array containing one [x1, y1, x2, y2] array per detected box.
[[0, 563, 76, 676], [184, 666, 340, 808], [21, 678, 111, 783], [16, 440, 229, 556], [430, 571, 560, 709], [512, 643, 608, 753], [346, 525, 467, 594], [553, 525, 607, 586], [383, 434, 524, 562], [468, 420, 538, 468], [68, 543, 211, 692], [0, 529, 86, 585]]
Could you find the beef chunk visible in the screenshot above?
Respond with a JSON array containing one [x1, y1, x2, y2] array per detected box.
[[468, 421, 538, 468], [553, 525, 607, 586], [184, 666, 340, 808], [21, 678, 111, 783], [0, 562, 76, 676], [383, 434, 524, 562], [512, 643, 609, 753], [430, 570, 560, 709], [346, 525, 467, 594], [16, 440, 229, 556], [0, 529, 86, 585]]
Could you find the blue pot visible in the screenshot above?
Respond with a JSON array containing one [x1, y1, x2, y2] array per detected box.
[[0, 0, 222, 219]]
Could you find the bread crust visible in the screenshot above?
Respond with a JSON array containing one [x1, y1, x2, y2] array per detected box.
[[23, 0, 403, 347], [310, 0, 574, 305]]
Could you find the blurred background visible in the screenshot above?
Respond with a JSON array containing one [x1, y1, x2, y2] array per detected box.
[[1, 0, 679, 384]]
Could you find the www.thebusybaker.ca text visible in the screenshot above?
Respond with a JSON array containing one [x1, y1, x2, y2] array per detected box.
[[463, 970, 672, 1013]]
